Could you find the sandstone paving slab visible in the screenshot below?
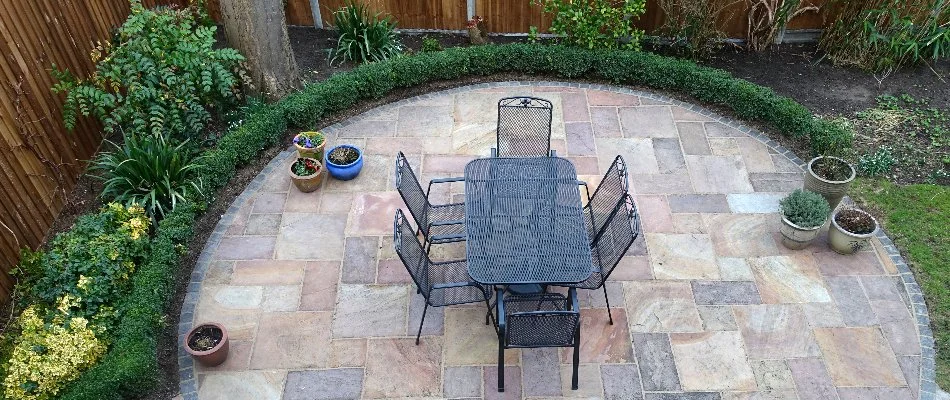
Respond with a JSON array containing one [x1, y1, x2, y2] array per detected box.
[[397, 105, 453, 137], [601, 363, 644, 400], [735, 137, 776, 173], [299, 261, 340, 311], [692, 281, 761, 305], [276, 213, 346, 260], [871, 299, 921, 355], [706, 214, 782, 258], [750, 360, 796, 391], [898, 356, 921, 396], [521, 348, 561, 397], [194, 340, 252, 373], [668, 194, 730, 213], [444, 366, 483, 398], [245, 213, 281, 235], [653, 137, 688, 174], [748, 255, 831, 304], [560, 364, 604, 398], [709, 138, 741, 156], [836, 387, 915, 400], [332, 284, 409, 338], [697, 305, 738, 331], [588, 89, 641, 106], [726, 193, 784, 214], [825, 276, 878, 326], [444, 307, 520, 366], [250, 311, 332, 369], [363, 337, 442, 398], [283, 368, 364, 400], [214, 236, 276, 260], [624, 281, 703, 333], [597, 137, 659, 174], [620, 106, 677, 138], [635, 195, 674, 233], [721, 390, 798, 400], [671, 213, 707, 234], [197, 371, 285, 400], [787, 357, 840, 400], [677, 122, 711, 155], [341, 236, 379, 284], [329, 338, 367, 368], [671, 107, 714, 121], [733, 305, 820, 359], [647, 233, 720, 280], [644, 393, 722, 400], [670, 331, 757, 391], [590, 106, 623, 138], [483, 366, 522, 400], [252, 192, 287, 214], [717, 257, 754, 281], [801, 302, 846, 328], [629, 172, 695, 194], [814, 249, 886, 276], [685, 155, 754, 194], [633, 333, 682, 391], [814, 327, 906, 387], [283, 187, 321, 213], [261, 286, 301, 312], [562, 308, 632, 363], [231, 260, 305, 285]]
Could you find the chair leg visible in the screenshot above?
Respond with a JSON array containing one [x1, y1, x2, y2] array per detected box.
[[424, 240, 432, 256], [603, 285, 614, 325], [484, 297, 493, 326], [498, 341, 505, 392], [572, 330, 580, 390], [416, 303, 429, 345]]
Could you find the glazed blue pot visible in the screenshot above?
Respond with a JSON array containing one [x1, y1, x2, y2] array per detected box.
[[324, 144, 363, 181]]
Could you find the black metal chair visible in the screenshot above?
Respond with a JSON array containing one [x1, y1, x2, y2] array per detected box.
[[394, 209, 493, 344], [579, 155, 629, 244], [496, 288, 581, 392], [492, 96, 555, 157], [395, 152, 466, 253], [559, 194, 641, 325]]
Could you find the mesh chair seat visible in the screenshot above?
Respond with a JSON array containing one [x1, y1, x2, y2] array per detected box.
[[427, 203, 466, 242], [427, 260, 491, 306]]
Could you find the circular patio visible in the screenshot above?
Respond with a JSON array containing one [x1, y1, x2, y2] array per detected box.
[[178, 82, 931, 400]]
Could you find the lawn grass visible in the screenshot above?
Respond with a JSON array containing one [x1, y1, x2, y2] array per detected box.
[[852, 178, 950, 388]]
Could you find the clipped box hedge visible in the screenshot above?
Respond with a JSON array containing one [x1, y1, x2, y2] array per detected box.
[[60, 43, 840, 399]]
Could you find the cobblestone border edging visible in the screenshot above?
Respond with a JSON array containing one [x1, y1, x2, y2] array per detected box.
[[177, 80, 938, 400]]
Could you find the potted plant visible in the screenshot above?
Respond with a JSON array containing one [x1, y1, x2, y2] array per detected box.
[[466, 16, 488, 45], [803, 156, 856, 210], [293, 131, 326, 160], [290, 157, 324, 192], [778, 189, 830, 250], [829, 207, 878, 254], [325, 144, 363, 181], [184, 322, 229, 367]]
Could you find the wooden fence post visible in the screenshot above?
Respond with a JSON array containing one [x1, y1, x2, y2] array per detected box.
[[310, 0, 323, 28], [467, 0, 475, 20]]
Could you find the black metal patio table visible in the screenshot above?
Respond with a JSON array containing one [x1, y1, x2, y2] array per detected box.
[[464, 157, 594, 287]]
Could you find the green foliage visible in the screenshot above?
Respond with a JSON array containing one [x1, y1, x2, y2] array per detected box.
[[852, 179, 950, 388], [420, 36, 443, 52], [780, 189, 831, 228], [656, 0, 734, 58], [51, 0, 245, 140], [93, 134, 205, 220], [859, 146, 897, 177], [528, 26, 541, 44], [329, 2, 403, 65], [534, 0, 646, 50], [810, 117, 855, 157]]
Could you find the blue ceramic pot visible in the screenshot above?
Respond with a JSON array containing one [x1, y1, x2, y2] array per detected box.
[[324, 144, 363, 181]]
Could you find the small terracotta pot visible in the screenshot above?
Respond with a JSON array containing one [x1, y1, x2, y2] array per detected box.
[[829, 208, 878, 255], [293, 132, 327, 161], [184, 322, 229, 367], [290, 158, 325, 193]]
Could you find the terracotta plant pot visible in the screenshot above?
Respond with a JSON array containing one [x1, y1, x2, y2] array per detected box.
[[779, 216, 823, 250], [803, 156, 855, 210], [184, 322, 229, 367], [293, 132, 327, 161], [829, 208, 878, 255], [290, 157, 325, 193]]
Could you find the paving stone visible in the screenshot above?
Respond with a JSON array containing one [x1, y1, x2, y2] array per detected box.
[[590, 107, 623, 138], [734, 305, 820, 359], [814, 250, 885, 276], [686, 155, 754, 194], [198, 371, 285, 400], [748, 255, 831, 303], [260, 172, 291, 192], [668, 194, 730, 213], [455, 91, 505, 124], [328, 338, 367, 368], [636, 195, 674, 233], [653, 137, 688, 174], [670, 331, 757, 391], [194, 288, 260, 340], [338, 118, 397, 138], [633, 333, 682, 391], [276, 213, 346, 260], [629, 173, 695, 194], [861, 275, 904, 302], [445, 307, 519, 365], [787, 357, 839, 400], [563, 308, 632, 363], [597, 138, 659, 174], [423, 154, 476, 174], [560, 364, 604, 397], [625, 281, 703, 332], [332, 284, 409, 338], [705, 122, 746, 137], [601, 363, 644, 400], [244, 213, 281, 235], [645, 393, 722, 400], [709, 137, 741, 156], [736, 138, 775, 173], [566, 156, 600, 175], [726, 193, 784, 213], [283, 187, 321, 213], [620, 106, 678, 138], [813, 327, 906, 387], [364, 337, 442, 398], [205, 261, 234, 284], [677, 122, 711, 155], [692, 281, 761, 305], [299, 261, 340, 311], [341, 236, 379, 284], [871, 300, 921, 355], [376, 259, 411, 284], [211, 286, 263, 309], [750, 360, 795, 390], [721, 390, 798, 400], [588, 89, 640, 106], [324, 154, 390, 192], [672, 213, 708, 234], [566, 121, 597, 156], [317, 191, 355, 214], [748, 173, 803, 192], [718, 257, 754, 281], [672, 107, 714, 122], [347, 192, 406, 236], [897, 356, 921, 397], [801, 302, 846, 328], [444, 366, 483, 398], [261, 285, 301, 311], [825, 276, 877, 326], [282, 368, 364, 400], [251, 192, 287, 214], [562, 92, 591, 122], [647, 233, 720, 280], [484, 366, 522, 400], [249, 311, 332, 369], [194, 340, 252, 373], [407, 292, 444, 336], [608, 256, 653, 280], [836, 387, 915, 400], [521, 348, 561, 397], [214, 236, 276, 260], [697, 305, 738, 330], [397, 105, 454, 137], [231, 260, 305, 285]]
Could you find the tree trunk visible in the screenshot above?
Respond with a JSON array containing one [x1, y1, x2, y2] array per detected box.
[[218, 0, 301, 99]]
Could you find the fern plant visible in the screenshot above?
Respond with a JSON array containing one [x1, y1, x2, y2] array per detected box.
[[329, 2, 403, 65], [92, 134, 205, 220], [52, 0, 245, 141]]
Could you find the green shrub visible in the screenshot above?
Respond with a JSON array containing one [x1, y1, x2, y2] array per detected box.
[[52, 0, 245, 140], [420, 36, 443, 52], [656, 0, 731, 59], [93, 134, 205, 220], [535, 0, 646, 50], [329, 2, 403, 65], [780, 189, 831, 228], [810, 117, 855, 157], [859, 146, 897, 177]]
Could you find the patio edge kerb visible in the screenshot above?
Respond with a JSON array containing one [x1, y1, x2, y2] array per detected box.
[[177, 80, 937, 400]]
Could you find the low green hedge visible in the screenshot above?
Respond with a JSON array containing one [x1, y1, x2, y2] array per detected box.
[[59, 43, 841, 398]]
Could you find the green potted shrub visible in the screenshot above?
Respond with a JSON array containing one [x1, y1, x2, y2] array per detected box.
[[829, 207, 879, 254], [803, 118, 856, 209], [779, 189, 831, 249], [289, 157, 324, 192], [293, 131, 326, 160]]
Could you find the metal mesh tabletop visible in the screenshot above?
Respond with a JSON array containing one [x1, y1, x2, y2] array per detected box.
[[464, 157, 594, 285]]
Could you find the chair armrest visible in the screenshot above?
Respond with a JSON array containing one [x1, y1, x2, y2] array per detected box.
[[430, 219, 464, 227], [576, 180, 590, 203], [432, 282, 478, 290], [491, 147, 498, 157], [427, 177, 465, 198], [550, 149, 557, 157]]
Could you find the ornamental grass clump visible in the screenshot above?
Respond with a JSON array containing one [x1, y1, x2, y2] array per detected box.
[[329, 1, 403, 65], [780, 189, 831, 228]]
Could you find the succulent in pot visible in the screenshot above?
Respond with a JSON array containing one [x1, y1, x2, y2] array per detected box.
[[289, 157, 324, 193], [778, 189, 830, 250], [325, 144, 363, 181], [829, 207, 878, 254], [184, 322, 229, 367], [293, 131, 326, 160], [803, 156, 855, 210]]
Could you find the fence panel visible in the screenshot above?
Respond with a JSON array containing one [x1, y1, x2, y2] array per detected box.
[[318, 0, 468, 29]]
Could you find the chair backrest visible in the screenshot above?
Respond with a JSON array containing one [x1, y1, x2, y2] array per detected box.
[[496, 97, 553, 158], [504, 294, 579, 348], [393, 209, 432, 296], [395, 152, 431, 234], [587, 155, 629, 243], [590, 194, 641, 284]]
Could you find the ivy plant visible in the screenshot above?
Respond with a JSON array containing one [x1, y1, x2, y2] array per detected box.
[[535, 0, 647, 50]]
